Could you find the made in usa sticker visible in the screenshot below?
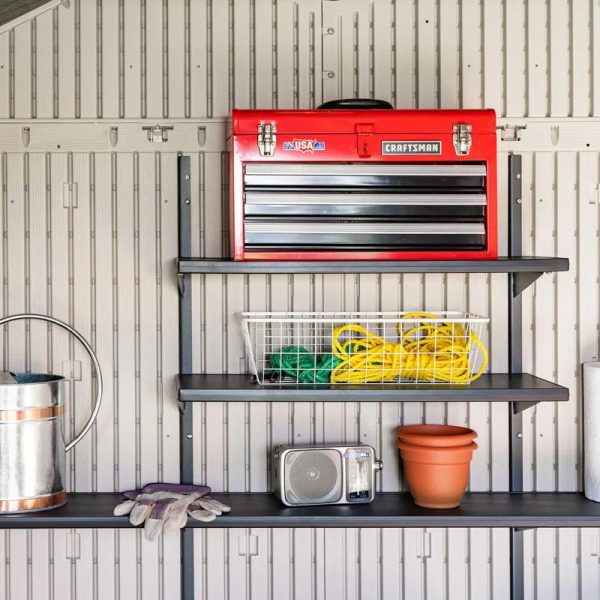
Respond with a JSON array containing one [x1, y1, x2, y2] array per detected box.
[[283, 139, 326, 153]]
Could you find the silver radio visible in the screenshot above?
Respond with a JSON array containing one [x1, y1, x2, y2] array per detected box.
[[273, 443, 383, 506]]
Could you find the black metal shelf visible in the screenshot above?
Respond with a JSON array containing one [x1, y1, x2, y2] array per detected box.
[[178, 373, 568, 413], [1, 492, 597, 530], [0, 494, 130, 529], [178, 256, 569, 275], [187, 492, 600, 529]]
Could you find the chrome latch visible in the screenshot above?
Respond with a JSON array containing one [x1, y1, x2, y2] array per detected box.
[[142, 124, 173, 143], [453, 123, 472, 156], [258, 123, 277, 157]]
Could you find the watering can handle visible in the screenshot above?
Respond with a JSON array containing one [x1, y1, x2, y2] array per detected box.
[[0, 314, 103, 452]]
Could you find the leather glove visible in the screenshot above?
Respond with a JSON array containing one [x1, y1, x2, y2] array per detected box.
[[114, 483, 230, 540]]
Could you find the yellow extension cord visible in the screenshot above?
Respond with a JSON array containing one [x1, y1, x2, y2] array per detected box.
[[330, 312, 488, 384]]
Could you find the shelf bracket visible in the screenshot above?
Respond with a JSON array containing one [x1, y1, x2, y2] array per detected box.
[[178, 399, 189, 416], [177, 273, 186, 298], [513, 271, 542, 297], [512, 400, 538, 415]]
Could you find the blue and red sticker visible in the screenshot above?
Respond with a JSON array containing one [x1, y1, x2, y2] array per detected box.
[[283, 139, 326, 153]]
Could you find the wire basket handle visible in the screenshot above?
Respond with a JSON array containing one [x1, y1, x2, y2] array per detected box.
[[0, 313, 103, 452]]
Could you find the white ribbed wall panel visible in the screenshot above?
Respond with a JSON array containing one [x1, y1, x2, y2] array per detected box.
[[0, 149, 181, 492], [194, 528, 511, 600], [0, 0, 598, 119], [0, 1, 598, 599], [0, 146, 182, 597]]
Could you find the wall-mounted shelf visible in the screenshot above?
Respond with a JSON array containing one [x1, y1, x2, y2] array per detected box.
[[187, 492, 600, 529], [177, 257, 568, 296], [3, 492, 595, 530], [178, 256, 568, 274], [0, 494, 130, 529], [178, 373, 568, 413]]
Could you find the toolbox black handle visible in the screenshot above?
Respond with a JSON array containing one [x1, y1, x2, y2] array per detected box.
[[318, 98, 393, 110]]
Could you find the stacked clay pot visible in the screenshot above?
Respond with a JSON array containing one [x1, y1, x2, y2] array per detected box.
[[396, 425, 478, 509]]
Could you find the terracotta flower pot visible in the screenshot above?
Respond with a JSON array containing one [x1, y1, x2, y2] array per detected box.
[[396, 440, 478, 509], [396, 424, 477, 448]]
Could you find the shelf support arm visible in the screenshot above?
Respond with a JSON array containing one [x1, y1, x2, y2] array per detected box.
[[177, 273, 187, 298], [513, 400, 537, 415], [513, 271, 542, 297]]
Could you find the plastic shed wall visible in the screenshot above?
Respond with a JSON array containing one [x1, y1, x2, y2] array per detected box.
[[0, 0, 596, 598]]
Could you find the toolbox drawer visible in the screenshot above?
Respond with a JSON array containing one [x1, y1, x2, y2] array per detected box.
[[244, 222, 486, 250], [243, 163, 488, 251]]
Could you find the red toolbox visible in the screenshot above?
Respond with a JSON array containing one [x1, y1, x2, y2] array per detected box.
[[231, 106, 497, 261]]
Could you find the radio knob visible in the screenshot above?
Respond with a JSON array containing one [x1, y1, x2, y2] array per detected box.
[[373, 459, 383, 472]]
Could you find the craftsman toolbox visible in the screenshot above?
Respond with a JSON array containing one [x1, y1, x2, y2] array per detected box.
[[231, 106, 497, 261]]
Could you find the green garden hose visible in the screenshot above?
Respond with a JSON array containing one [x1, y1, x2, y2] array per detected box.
[[268, 346, 341, 383]]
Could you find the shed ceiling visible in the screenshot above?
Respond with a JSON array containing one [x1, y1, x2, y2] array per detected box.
[[0, 0, 56, 28]]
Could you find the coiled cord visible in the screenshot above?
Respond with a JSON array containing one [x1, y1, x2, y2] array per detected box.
[[268, 346, 341, 383], [330, 312, 488, 384]]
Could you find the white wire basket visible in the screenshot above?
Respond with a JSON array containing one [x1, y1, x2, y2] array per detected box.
[[239, 311, 490, 386]]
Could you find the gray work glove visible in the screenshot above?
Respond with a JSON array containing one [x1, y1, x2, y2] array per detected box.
[[113, 483, 230, 540], [188, 496, 231, 521]]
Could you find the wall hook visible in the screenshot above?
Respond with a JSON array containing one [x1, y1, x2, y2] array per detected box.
[[198, 126, 206, 147], [109, 126, 118, 148], [142, 124, 173, 143], [21, 127, 30, 147]]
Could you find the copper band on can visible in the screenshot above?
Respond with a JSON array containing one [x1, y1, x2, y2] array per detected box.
[[0, 490, 67, 513], [0, 404, 65, 422]]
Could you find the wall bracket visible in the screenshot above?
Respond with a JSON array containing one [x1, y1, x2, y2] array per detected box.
[[177, 273, 186, 298], [513, 400, 538, 415], [513, 272, 542, 297]]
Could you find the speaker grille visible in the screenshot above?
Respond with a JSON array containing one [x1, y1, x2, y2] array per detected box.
[[284, 449, 342, 504]]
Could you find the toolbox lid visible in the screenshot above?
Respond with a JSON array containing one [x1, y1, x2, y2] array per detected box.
[[232, 109, 496, 135]]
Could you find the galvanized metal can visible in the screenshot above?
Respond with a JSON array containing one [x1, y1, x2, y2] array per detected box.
[[0, 315, 103, 513]]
